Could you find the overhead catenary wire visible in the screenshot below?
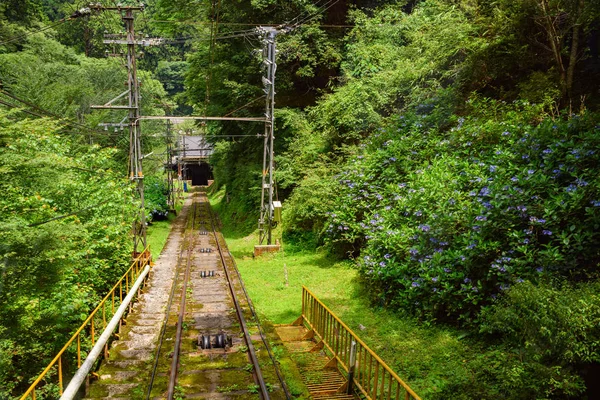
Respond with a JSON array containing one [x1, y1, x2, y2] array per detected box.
[[0, 19, 69, 46], [0, 90, 119, 138], [0, 97, 119, 139], [223, 95, 266, 117], [0, 6, 94, 47], [289, 0, 341, 29], [151, 20, 353, 28], [280, 0, 330, 27]]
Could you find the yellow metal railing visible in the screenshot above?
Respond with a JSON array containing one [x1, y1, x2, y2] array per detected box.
[[20, 247, 152, 400], [299, 286, 421, 400]]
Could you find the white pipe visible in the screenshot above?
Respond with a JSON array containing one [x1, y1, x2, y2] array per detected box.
[[60, 264, 150, 400]]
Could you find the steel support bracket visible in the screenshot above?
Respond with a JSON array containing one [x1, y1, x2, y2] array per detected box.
[[324, 356, 338, 369], [302, 329, 315, 340], [337, 381, 349, 393], [309, 340, 324, 353]]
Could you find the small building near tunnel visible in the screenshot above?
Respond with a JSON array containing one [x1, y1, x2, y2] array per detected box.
[[176, 135, 214, 186]]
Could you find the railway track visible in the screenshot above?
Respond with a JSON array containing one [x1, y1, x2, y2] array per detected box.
[[85, 190, 288, 399]]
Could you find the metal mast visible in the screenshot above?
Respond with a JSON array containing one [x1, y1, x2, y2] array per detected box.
[[166, 120, 176, 210], [90, 4, 147, 254], [258, 27, 278, 245]]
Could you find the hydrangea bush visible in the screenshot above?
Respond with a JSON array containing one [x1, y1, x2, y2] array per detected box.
[[324, 101, 600, 323]]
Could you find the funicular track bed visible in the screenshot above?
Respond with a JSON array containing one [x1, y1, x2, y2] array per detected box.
[[86, 190, 287, 400]]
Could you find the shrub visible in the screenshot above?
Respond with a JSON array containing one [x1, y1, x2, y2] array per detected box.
[[475, 280, 600, 398], [144, 175, 169, 220], [324, 100, 600, 323]]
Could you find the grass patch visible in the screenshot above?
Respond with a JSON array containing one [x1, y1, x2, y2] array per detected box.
[[210, 188, 500, 399]]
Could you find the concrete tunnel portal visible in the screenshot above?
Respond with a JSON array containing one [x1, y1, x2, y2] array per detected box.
[[177, 135, 214, 186], [185, 161, 213, 186]]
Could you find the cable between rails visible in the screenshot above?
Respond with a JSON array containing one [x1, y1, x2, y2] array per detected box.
[[145, 200, 197, 400], [207, 200, 292, 400]]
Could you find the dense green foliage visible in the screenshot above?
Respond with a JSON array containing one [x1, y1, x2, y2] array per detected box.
[[2, 0, 600, 398], [0, 3, 172, 396], [181, 0, 600, 397], [0, 113, 134, 396]]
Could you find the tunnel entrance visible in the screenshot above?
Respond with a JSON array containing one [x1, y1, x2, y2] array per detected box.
[[186, 162, 213, 186]]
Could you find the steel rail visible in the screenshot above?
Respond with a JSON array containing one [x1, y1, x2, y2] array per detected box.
[[145, 202, 195, 399], [208, 208, 292, 399], [205, 193, 271, 400], [167, 200, 198, 399]]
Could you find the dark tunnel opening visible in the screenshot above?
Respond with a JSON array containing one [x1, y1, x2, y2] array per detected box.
[[185, 162, 213, 186]]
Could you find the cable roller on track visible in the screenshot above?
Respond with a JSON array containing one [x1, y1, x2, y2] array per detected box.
[[143, 190, 288, 400]]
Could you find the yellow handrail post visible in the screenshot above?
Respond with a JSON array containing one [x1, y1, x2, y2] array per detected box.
[[58, 356, 63, 395], [91, 318, 95, 345], [299, 286, 421, 400], [19, 246, 151, 400], [77, 334, 81, 367]]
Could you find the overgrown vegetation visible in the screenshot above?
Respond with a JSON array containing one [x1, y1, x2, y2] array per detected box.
[[198, 0, 600, 398], [0, 2, 172, 396], [2, 0, 600, 398]]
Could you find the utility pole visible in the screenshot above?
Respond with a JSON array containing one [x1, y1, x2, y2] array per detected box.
[[258, 27, 278, 245], [166, 120, 176, 211], [90, 3, 149, 255]]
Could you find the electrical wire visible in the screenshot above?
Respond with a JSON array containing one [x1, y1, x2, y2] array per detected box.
[[28, 199, 111, 227], [223, 95, 266, 117], [281, 0, 330, 27], [150, 20, 352, 28], [0, 19, 69, 46], [0, 90, 118, 137], [290, 0, 341, 29]]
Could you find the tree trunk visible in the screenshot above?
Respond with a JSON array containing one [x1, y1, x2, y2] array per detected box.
[[566, 0, 585, 103], [540, 0, 568, 98]]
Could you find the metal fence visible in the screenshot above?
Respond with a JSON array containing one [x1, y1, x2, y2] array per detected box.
[[20, 248, 152, 400], [298, 286, 421, 400]]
